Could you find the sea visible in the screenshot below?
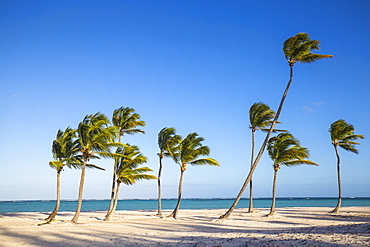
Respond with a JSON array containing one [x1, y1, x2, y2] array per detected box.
[[1, 197, 370, 213]]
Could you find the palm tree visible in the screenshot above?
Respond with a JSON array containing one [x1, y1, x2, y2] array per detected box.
[[105, 144, 156, 221], [107, 107, 146, 215], [248, 102, 284, 213], [72, 112, 120, 223], [219, 32, 332, 219], [167, 133, 219, 219], [329, 119, 364, 213], [157, 127, 180, 216], [45, 127, 81, 222], [266, 132, 318, 216]]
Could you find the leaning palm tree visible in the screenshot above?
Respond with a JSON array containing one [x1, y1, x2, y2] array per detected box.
[[107, 107, 145, 215], [329, 119, 364, 213], [248, 102, 284, 213], [72, 112, 120, 223], [220, 32, 332, 219], [167, 133, 219, 219], [45, 127, 81, 222], [266, 132, 318, 216], [157, 127, 181, 216], [105, 144, 156, 221]]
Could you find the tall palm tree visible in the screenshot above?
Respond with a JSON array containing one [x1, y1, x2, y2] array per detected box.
[[248, 102, 284, 213], [329, 119, 364, 213], [107, 107, 146, 215], [157, 127, 180, 216], [167, 133, 219, 219], [72, 112, 120, 223], [45, 127, 81, 222], [105, 144, 156, 221], [266, 132, 318, 216], [220, 32, 332, 219]]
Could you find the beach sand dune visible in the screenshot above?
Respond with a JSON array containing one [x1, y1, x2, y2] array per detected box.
[[0, 207, 369, 246]]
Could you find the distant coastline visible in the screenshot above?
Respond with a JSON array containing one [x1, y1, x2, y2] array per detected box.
[[1, 197, 370, 213]]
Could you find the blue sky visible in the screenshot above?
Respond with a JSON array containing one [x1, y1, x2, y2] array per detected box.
[[1, 0, 369, 201]]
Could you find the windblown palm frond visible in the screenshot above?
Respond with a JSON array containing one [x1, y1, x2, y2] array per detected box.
[[115, 144, 155, 185], [330, 119, 364, 154], [112, 107, 145, 137], [283, 32, 333, 65], [190, 158, 219, 166], [268, 132, 318, 168], [50, 127, 81, 170], [158, 127, 181, 157]]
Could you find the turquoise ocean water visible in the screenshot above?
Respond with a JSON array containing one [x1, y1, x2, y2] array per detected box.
[[1, 198, 369, 213]]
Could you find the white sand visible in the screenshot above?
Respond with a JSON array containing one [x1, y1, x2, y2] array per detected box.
[[0, 207, 369, 246]]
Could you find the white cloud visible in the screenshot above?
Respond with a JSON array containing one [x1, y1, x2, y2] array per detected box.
[[302, 106, 314, 114]]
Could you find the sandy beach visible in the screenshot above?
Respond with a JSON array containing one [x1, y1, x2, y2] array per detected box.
[[0, 207, 369, 246]]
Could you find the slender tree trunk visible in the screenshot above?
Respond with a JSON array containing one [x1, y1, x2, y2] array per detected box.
[[167, 167, 185, 219], [248, 130, 255, 213], [331, 145, 342, 213], [107, 163, 117, 215], [267, 168, 278, 216], [219, 64, 294, 219], [157, 156, 163, 216], [107, 135, 123, 215], [45, 169, 61, 221], [72, 158, 87, 223], [105, 182, 121, 221]]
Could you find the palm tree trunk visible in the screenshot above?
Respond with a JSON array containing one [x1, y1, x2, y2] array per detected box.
[[267, 168, 278, 216], [219, 64, 294, 219], [45, 169, 61, 221], [248, 130, 255, 213], [167, 168, 185, 219], [107, 164, 117, 215], [332, 145, 342, 213], [105, 182, 121, 221], [157, 156, 163, 216], [107, 135, 123, 215], [72, 158, 87, 223]]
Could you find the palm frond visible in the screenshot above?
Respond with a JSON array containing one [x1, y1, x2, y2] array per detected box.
[[49, 160, 64, 170], [283, 33, 332, 64], [268, 132, 317, 168], [112, 107, 146, 137], [86, 164, 105, 170], [284, 159, 319, 167], [190, 158, 220, 166], [297, 53, 333, 63], [330, 119, 364, 153]]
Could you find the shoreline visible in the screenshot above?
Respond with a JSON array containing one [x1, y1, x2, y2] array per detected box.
[[1, 207, 369, 246]]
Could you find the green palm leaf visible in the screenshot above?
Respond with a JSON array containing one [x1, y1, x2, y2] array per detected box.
[[268, 132, 318, 168], [190, 158, 219, 166], [283, 32, 333, 65]]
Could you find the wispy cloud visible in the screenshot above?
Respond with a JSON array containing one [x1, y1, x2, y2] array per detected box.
[[302, 106, 314, 114], [311, 101, 324, 106], [302, 102, 324, 114]]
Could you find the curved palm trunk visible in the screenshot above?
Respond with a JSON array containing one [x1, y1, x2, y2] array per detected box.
[[107, 135, 123, 215], [332, 145, 342, 213], [167, 168, 185, 219], [248, 130, 255, 213], [267, 168, 278, 216], [105, 182, 121, 221], [157, 156, 163, 216], [72, 158, 87, 223], [45, 169, 62, 221], [107, 164, 117, 215], [219, 64, 294, 219]]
